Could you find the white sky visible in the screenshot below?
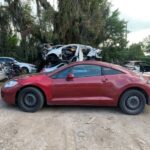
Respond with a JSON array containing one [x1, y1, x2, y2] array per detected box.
[[110, 0, 150, 44]]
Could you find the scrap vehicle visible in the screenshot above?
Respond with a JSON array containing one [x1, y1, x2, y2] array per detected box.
[[0, 57, 37, 74], [123, 61, 150, 76], [42, 44, 102, 64], [0, 62, 21, 80]]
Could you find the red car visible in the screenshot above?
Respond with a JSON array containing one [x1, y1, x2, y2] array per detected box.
[[1, 61, 150, 115]]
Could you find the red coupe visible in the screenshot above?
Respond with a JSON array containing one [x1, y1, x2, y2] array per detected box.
[[1, 61, 150, 115]]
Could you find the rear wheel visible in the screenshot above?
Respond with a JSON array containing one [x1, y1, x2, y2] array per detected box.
[[119, 90, 146, 115], [17, 87, 44, 112]]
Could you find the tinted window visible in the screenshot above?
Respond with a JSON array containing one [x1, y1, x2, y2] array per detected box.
[[52, 64, 101, 79], [0, 58, 14, 63], [52, 68, 71, 79], [72, 65, 101, 78], [140, 64, 150, 72], [4, 58, 14, 63], [102, 67, 122, 75], [0, 58, 5, 62]]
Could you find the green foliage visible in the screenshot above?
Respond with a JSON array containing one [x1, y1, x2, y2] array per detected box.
[[101, 9, 128, 63], [103, 10, 127, 48], [127, 43, 144, 60], [142, 35, 150, 52], [54, 0, 110, 46], [140, 56, 150, 63], [6, 34, 19, 49]]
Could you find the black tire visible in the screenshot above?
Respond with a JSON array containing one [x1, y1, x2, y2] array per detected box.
[[119, 90, 146, 115], [17, 87, 44, 112], [21, 67, 29, 74]]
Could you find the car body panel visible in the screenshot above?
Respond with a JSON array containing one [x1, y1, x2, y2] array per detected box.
[[50, 76, 116, 106]]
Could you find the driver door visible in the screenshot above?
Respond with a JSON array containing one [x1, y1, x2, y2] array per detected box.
[[50, 64, 107, 105]]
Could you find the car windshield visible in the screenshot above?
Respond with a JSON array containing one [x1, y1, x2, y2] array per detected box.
[[12, 59, 18, 63]]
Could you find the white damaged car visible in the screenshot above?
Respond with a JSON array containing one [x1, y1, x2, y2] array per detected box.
[[0, 57, 37, 74], [43, 44, 102, 64]]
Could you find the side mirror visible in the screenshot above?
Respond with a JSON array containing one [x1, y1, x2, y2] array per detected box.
[[66, 73, 74, 81]]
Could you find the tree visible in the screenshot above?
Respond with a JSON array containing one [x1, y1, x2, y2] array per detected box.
[[3, 0, 55, 62], [53, 0, 110, 46], [127, 43, 144, 60], [101, 9, 128, 63], [142, 35, 150, 52]]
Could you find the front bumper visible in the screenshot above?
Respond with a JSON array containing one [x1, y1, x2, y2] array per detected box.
[[1, 85, 20, 105]]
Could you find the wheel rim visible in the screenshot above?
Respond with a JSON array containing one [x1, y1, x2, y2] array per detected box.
[[22, 68, 28, 74], [24, 93, 37, 107], [126, 96, 140, 109]]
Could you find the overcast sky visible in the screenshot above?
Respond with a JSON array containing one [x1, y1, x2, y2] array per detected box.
[[1, 0, 150, 44], [110, 0, 150, 44]]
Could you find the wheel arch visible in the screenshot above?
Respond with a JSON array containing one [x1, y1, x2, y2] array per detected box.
[[15, 85, 47, 105], [21, 66, 29, 72], [46, 53, 59, 59], [118, 87, 149, 105]]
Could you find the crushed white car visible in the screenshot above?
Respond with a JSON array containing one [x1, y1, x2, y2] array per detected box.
[[43, 44, 102, 64]]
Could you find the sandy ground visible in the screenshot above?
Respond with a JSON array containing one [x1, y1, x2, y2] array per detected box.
[[0, 88, 150, 150]]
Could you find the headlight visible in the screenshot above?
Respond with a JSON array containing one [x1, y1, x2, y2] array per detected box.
[[4, 80, 18, 88]]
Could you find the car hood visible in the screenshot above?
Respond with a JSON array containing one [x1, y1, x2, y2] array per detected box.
[[13, 73, 46, 81]]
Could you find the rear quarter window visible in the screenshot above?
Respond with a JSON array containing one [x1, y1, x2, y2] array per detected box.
[[102, 67, 123, 75]]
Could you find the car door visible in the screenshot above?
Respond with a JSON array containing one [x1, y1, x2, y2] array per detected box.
[[50, 64, 108, 105], [100, 66, 126, 105]]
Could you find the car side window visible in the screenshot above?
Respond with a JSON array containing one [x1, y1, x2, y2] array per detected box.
[[5, 58, 14, 63], [72, 65, 101, 78], [102, 67, 122, 75], [0, 58, 5, 63], [52, 68, 71, 79]]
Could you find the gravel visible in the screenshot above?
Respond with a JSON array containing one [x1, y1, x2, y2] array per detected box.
[[0, 91, 150, 150]]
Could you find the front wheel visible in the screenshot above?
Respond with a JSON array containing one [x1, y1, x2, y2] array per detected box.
[[21, 67, 29, 74], [119, 90, 146, 115], [17, 87, 44, 112]]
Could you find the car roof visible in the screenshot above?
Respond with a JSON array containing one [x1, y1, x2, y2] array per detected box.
[[49, 61, 130, 75], [62, 44, 92, 48], [0, 57, 15, 59]]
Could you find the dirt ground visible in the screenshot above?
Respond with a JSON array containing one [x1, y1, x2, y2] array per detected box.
[[0, 87, 150, 150]]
